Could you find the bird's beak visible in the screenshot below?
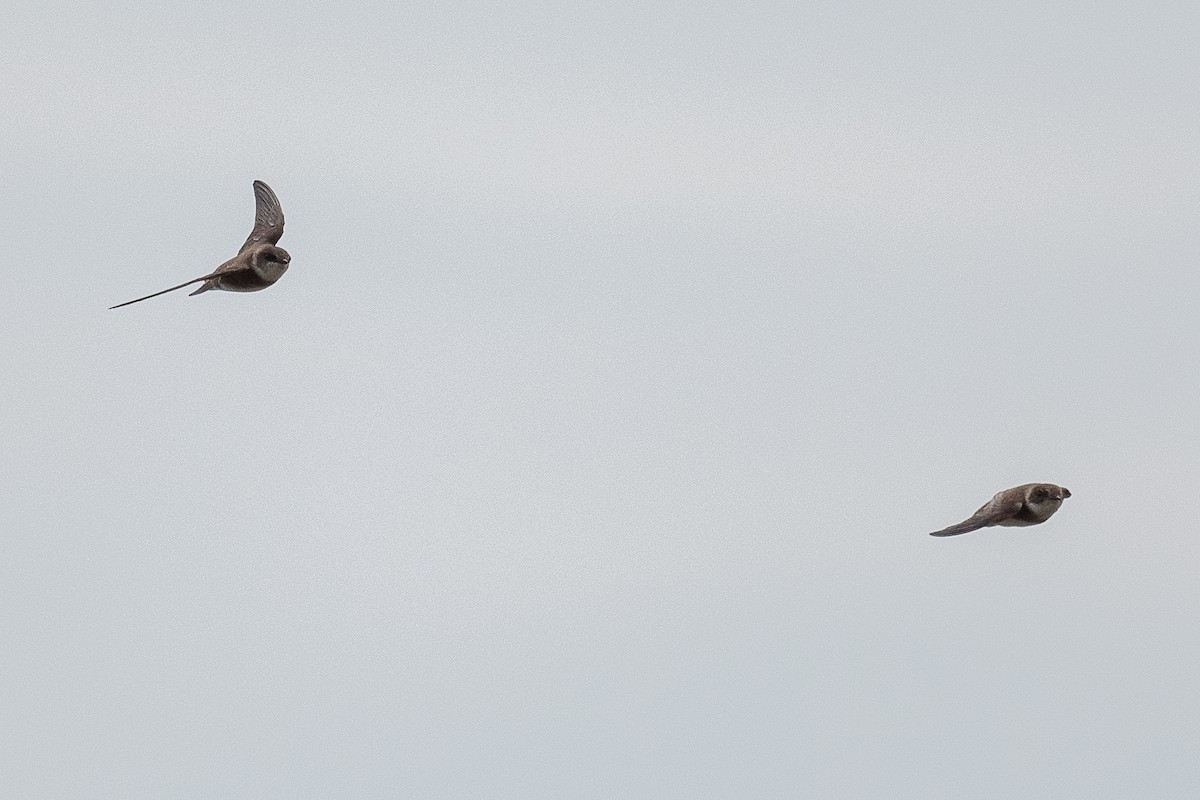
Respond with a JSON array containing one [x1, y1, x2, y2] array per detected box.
[[1061, 488, 1071, 498]]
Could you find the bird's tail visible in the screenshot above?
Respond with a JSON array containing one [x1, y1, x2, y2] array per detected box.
[[188, 282, 213, 296]]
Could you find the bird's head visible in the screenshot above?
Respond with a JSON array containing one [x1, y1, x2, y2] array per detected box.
[[251, 244, 291, 283], [1028, 484, 1070, 507]]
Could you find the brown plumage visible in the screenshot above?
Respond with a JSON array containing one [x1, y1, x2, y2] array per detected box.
[[929, 483, 1071, 537], [110, 181, 289, 309]]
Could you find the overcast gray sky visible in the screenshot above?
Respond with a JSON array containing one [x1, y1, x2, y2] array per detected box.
[[3, 1, 1199, 797]]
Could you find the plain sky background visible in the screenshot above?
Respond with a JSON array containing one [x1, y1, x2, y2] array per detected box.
[[3, 1, 1199, 797]]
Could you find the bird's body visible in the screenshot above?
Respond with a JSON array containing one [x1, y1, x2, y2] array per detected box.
[[110, 180, 289, 309], [929, 483, 1071, 537]]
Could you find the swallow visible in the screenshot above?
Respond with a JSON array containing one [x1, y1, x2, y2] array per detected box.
[[929, 483, 1071, 537], [110, 180, 290, 309]]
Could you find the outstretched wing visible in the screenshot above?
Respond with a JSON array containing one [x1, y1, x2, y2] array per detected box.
[[109, 275, 209, 309], [929, 491, 1023, 537], [239, 180, 285, 252]]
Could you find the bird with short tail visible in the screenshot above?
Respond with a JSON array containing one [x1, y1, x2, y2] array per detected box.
[[929, 483, 1071, 537], [110, 180, 290, 309]]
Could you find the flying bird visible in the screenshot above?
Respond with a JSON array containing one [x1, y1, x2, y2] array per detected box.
[[110, 180, 290, 309], [929, 483, 1071, 537]]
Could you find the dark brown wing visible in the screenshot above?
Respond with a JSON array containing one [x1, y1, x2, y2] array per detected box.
[[109, 276, 208, 309], [929, 490, 1024, 537], [238, 180, 284, 253], [194, 253, 256, 291]]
